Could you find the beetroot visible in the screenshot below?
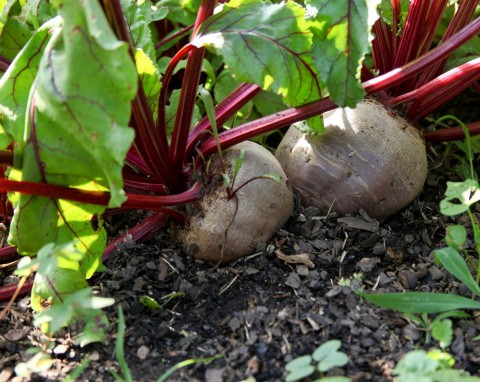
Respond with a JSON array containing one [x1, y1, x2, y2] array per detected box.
[[176, 141, 293, 264], [275, 99, 428, 221]]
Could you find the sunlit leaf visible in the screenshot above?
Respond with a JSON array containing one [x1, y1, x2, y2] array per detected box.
[[24, 0, 54, 30], [440, 180, 480, 216], [0, 17, 60, 151], [194, 0, 322, 108], [307, 0, 380, 107], [0, 0, 18, 37], [76, 309, 111, 347], [7, 0, 137, 259]]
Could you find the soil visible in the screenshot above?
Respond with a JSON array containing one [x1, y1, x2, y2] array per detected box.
[[2, 142, 480, 381]]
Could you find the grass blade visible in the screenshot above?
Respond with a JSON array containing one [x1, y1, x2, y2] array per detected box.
[[434, 247, 480, 296], [358, 291, 480, 313], [112, 306, 133, 382], [156, 354, 222, 382]]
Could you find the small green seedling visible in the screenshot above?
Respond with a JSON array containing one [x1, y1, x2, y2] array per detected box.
[[438, 115, 479, 182], [392, 349, 480, 382], [139, 291, 185, 310], [285, 340, 350, 382], [404, 310, 469, 348]]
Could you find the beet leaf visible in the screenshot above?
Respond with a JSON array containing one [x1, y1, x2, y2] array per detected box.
[[193, 0, 322, 108], [308, 0, 381, 107], [5, 0, 137, 277]]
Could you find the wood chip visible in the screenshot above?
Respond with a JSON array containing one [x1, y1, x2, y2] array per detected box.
[[275, 250, 315, 269], [337, 216, 379, 232]]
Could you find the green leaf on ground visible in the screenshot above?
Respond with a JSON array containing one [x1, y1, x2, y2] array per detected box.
[[440, 180, 480, 216], [444, 224, 467, 252], [285, 355, 315, 382], [312, 340, 349, 372], [358, 290, 480, 313], [431, 319, 453, 349], [434, 246, 480, 297]]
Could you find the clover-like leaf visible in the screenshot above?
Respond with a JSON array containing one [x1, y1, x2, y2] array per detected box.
[[312, 340, 349, 372], [285, 355, 315, 382], [440, 180, 480, 216]]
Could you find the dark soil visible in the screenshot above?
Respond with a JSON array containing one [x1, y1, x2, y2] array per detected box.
[[2, 143, 480, 382]]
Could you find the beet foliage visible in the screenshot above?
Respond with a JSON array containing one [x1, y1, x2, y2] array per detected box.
[[0, 0, 479, 341]]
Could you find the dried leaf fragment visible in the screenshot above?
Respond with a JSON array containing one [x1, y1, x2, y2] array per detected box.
[[275, 250, 315, 269]]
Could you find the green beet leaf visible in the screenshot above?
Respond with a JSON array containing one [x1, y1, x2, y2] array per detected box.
[[32, 268, 89, 312], [0, 17, 33, 61], [31, 0, 137, 205], [307, 0, 380, 107], [76, 308, 111, 347], [193, 0, 322, 109], [55, 199, 107, 278], [27, 241, 88, 313], [7, 0, 137, 263], [379, 0, 409, 28], [121, 0, 168, 59], [24, 0, 55, 30], [34, 287, 113, 335], [121, 0, 167, 116], [156, 0, 200, 26], [358, 290, 480, 313], [0, 17, 60, 151], [0, 0, 18, 37]]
